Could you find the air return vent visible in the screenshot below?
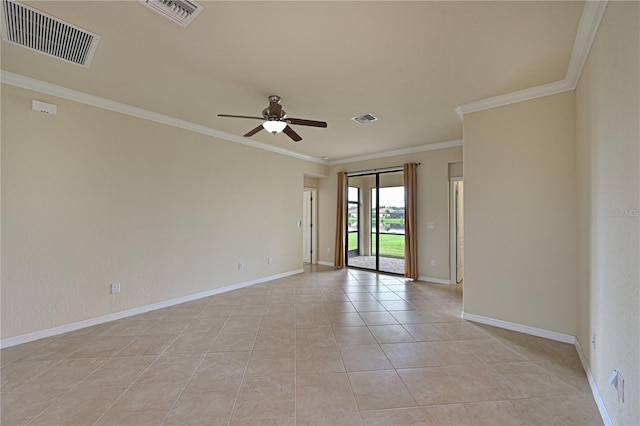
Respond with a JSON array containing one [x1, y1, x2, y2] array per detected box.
[[1, 0, 100, 68], [139, 0, 203, 28], [351, 113, 378, 124]]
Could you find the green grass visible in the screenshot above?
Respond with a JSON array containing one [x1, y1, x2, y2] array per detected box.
[[348, 232, 358, 251], [348, 232, 404, 258], [373, 233, 405, 258]]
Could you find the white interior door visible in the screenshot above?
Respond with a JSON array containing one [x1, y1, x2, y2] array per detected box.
[[302, 190, 313, 263], [456, 181, 464, 283]]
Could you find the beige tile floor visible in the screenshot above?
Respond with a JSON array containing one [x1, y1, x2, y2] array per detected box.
[[1, 265, 602, 425]]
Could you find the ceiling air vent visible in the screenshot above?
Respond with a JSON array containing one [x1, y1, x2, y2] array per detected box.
[[139, 0, 203, 28], [1, 0, 100, 68], [351, 113, 378, 124]]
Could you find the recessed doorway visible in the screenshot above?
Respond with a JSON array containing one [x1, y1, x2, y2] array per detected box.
[[302, 188, 317, 264], [346, 170, 405, 275], [450, 178, 464, 284]]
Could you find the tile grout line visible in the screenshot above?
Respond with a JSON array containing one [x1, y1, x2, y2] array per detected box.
[[20, 355, 103, 426], [158, 297, 237, 426], [7, 266, 595, 426], [326, 274, 363, 424], [372, 277, 421, 411], [91, 307, 209, 426], [24, 320, 176, 426], [293, 276, 301, 425], [224, 288, 268, 426]]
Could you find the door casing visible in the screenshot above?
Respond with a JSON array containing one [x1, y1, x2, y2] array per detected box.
[[302, 188, 317, 264], [450, 177, 464, 284]]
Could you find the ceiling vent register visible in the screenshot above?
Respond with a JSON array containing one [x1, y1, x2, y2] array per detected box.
[[1, 0, 100, 68], [138, 0, 203, 28], [351, 113, 378, 124]]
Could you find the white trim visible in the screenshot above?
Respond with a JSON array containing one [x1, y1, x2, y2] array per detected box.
[[303, 187, 318, 264], [328, 139, 463, 166], [0, 71, 326, 165], [418, 276, 451, 285], [0, 269, 303, 349], [461, 312, 611, 426], [455, 80, 573, 118], [318, 261, 335, 267], [462, 312, 576, 344], [575, 340, 613, 426], [0, 70, 463, 167], [455, 1, 608, 118], [2, 2, 608, 161], [565, 1, 608, 89], [449, 177, 463, 285]]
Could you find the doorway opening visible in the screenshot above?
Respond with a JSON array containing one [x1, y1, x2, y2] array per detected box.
[[449, 178, 464, 284], [346, 170, 405, 275], [303, 188, 317, 264]]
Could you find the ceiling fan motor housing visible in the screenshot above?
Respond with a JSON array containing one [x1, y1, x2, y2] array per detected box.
[[262, 107, 286, 120]]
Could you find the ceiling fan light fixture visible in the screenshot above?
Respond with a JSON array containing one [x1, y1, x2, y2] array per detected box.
[[263, 120, 287, 134]]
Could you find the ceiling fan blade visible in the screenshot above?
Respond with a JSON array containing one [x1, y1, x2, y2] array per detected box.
[[287, 118, 328, 128], [244, 125, 264, 137], [218, 114, 264, 120], [269, 100, 282, 117], [283, 125, 302, 142]]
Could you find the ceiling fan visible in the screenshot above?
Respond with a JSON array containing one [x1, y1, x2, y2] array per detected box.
[[218, 95, 327, 142]]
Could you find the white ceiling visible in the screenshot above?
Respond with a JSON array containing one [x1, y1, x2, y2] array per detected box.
[[1, 1, 585, 162]]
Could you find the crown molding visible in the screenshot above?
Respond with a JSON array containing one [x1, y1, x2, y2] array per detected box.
[[565, 0, 608, 89], [4, 1, 608, 158], [455, 79, 574, 118], [0, 71, 328, 165], [2, 70, 460, 168], [328, 139, 463, 166], [455, 0, 608, 118]]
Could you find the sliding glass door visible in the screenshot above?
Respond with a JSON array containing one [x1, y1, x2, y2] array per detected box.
[[346, 170, 405, 274], [347, 186, 360, 258]]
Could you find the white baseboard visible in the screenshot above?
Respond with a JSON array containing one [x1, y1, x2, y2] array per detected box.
[[317, 261, 335, 267], [418, 276, 451, 285], [0, 269, 303, 349], [462, 313, 610, 425], [575, 340, 612, 426], [462, 312, 610, 426], [462, 312, 576, 344]]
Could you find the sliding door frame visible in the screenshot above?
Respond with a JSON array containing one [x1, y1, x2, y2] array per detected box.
[[345, 169, 404, 275]]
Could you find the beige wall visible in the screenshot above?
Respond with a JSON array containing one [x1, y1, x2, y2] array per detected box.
[[463, 91, 577, 335], [1, 84, 327, 339], [576, 2, 639, 423], [303, 176, 319, 188], [317, 146, 463, 281], [448, 161, 463, 178]]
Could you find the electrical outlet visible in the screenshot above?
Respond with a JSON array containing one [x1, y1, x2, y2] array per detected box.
[[431, 259, 436, 266], [111, 283, 120, 294], [592, 332, 596, 350], [238, 262, 244, 270], [327, 248, 331, 254], [268, 257, 273, 264]]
